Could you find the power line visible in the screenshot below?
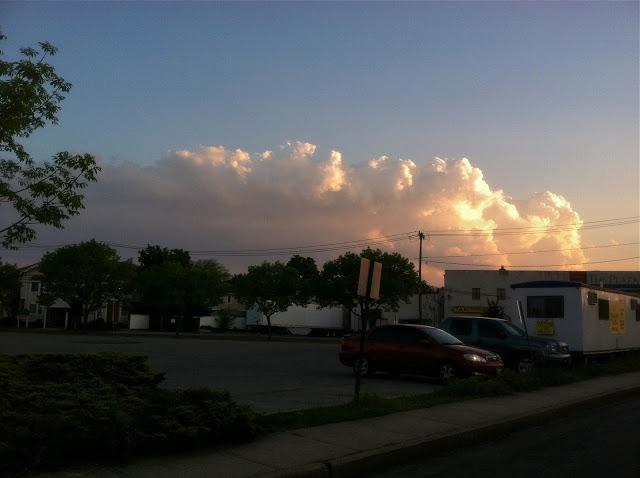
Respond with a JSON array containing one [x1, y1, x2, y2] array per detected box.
[[426, 256, 640, 268], [423, 215, 639, 234], [427, 241, 640, 259], [11, 215, 640, 258], [427, 218, 639, 237]]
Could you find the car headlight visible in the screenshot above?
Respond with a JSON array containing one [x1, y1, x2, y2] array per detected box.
[[464, 353, 487, 363], [546, 343, 559, 353]]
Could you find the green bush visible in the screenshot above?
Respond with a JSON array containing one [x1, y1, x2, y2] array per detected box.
[[0, 353, 259, 473], [215, 309, 234, 330]]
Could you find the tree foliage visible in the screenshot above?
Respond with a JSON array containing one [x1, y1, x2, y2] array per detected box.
[[286, 255, 319, 306], [486, 298, 505, 319], [38, 240, 134, 328], [135, 246, 229, 331], [233, 261, 299, 340], [0, 32, 100, 248], [316, 248, 420, 327], [0, 261, 21, 319]]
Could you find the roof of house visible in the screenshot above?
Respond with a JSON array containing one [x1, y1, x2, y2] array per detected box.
[[511, 281, 640, 298]]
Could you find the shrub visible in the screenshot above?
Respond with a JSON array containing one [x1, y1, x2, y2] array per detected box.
[[215, 309, 234, 330], [0, 353, 259, 473]]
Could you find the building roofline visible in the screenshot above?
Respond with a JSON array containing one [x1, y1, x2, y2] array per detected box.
[[510, 280, 640, 298]]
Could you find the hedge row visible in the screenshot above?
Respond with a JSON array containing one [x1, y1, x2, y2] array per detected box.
[[0, 353, 259, 473]]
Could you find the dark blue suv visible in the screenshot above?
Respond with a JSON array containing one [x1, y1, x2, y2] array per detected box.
[[440, 316, 570, 372]]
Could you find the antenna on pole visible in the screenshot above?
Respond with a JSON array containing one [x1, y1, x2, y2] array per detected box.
[[418, 231, 425, 323]]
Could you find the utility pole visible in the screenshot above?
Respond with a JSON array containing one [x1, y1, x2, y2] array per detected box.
[[418, 231, 425, 323]]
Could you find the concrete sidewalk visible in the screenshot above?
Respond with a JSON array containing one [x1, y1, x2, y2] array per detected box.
[[35, 372, 640, 478]]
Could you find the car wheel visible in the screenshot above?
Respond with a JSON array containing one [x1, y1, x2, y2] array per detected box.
[[439, 362, 457, 384], [517, 358, 534, 373], [353, 356, 373, 377]]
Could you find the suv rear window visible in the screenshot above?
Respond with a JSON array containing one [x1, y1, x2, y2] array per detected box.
[[478, 320, 502, 338], [449, 319, 472, 337]]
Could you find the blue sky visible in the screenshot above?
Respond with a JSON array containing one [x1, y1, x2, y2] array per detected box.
[[1, 1, 639, 260]]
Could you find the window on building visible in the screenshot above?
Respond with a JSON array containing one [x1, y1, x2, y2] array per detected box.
[[587, 292, 598, 305], [472, 288, 481, 300], [497, 288, 506, 301], [527, 296, 564, 318], [29, 304, 38, 314], [598, 299, 609, 320], [450, 319, 472, 337], [31, 281, 40, 293]]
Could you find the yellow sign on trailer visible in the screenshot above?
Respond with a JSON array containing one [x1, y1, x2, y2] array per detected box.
[[609, 300, 626, 335]]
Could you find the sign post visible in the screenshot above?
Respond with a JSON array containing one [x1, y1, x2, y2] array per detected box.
[[354, 257, 382, 402]]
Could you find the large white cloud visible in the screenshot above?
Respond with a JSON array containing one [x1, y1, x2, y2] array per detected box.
[[7, 141, 587, 285]]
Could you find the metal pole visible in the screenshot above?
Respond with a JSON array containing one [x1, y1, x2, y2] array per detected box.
[[418, 231, 425, 323], [354, 263, 375, 402]]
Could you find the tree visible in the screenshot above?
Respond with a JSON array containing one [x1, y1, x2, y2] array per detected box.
[[138, 245, 191, 270], [233, 262, 299, 340], [185, 259, 230, 317], [0, 32, 100, 248], [286, 255, 319, 306], [38, 240, 133, 328], [0, 261, 21, 319], [486, 298, 505, 319], [316, 248, 420, 329], [135, 246, 229, 334]]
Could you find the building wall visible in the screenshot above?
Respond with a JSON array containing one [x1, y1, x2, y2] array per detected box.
[[444, 269, 640, 324]]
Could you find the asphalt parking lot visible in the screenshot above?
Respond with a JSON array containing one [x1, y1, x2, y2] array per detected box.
[[0, 331, 441, 413]]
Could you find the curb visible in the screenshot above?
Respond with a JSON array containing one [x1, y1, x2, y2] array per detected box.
[[263, 383, 640, 478], [0, 329, 341, 344]]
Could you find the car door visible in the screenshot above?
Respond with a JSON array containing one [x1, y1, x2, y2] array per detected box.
[[366, 326, 396, 371], [476, 320, 511, 360], [395, 328, 439, 375]]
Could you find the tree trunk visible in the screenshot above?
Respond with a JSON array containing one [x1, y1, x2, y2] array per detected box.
[[175, 316, 182, 337], [266, 315, 272, 341]]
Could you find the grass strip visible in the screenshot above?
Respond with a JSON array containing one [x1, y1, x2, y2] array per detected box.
[[258, 354, 640, 432]]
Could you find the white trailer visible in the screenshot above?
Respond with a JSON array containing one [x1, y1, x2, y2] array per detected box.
[[246, 304, 346, 336], [510, 281, 640, 355]]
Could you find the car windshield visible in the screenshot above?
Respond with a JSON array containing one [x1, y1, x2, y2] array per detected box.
[[422, 327, 463, 345], [502, 322, 526, 336]]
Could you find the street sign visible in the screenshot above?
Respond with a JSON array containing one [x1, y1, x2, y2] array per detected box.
[[370, 261, 382, 300], [357, 258, 370, 297], [357, 257, 382, 299]]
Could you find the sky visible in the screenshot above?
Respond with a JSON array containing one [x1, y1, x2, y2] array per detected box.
[[1, 1, 639, 284]]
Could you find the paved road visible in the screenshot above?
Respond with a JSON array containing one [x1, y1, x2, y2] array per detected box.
[[371, 395, 640, 478], [0, 331, 440, 413]]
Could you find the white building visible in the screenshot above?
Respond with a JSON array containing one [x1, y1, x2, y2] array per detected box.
[[443, 269, 640, 324], [17, 264, 128, 329]]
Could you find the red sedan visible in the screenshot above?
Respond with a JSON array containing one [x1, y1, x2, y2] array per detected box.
[[339, 324, 503, 383]]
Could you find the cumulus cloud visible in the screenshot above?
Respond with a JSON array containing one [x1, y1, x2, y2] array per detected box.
[[12, 141, 589, 284]]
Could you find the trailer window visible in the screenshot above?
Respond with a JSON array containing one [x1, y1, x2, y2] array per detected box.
[[527, 296, 564, 318], [472, 288, 481, 300], [598, 299, 609, 320], [587, 292, 598, 305]]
